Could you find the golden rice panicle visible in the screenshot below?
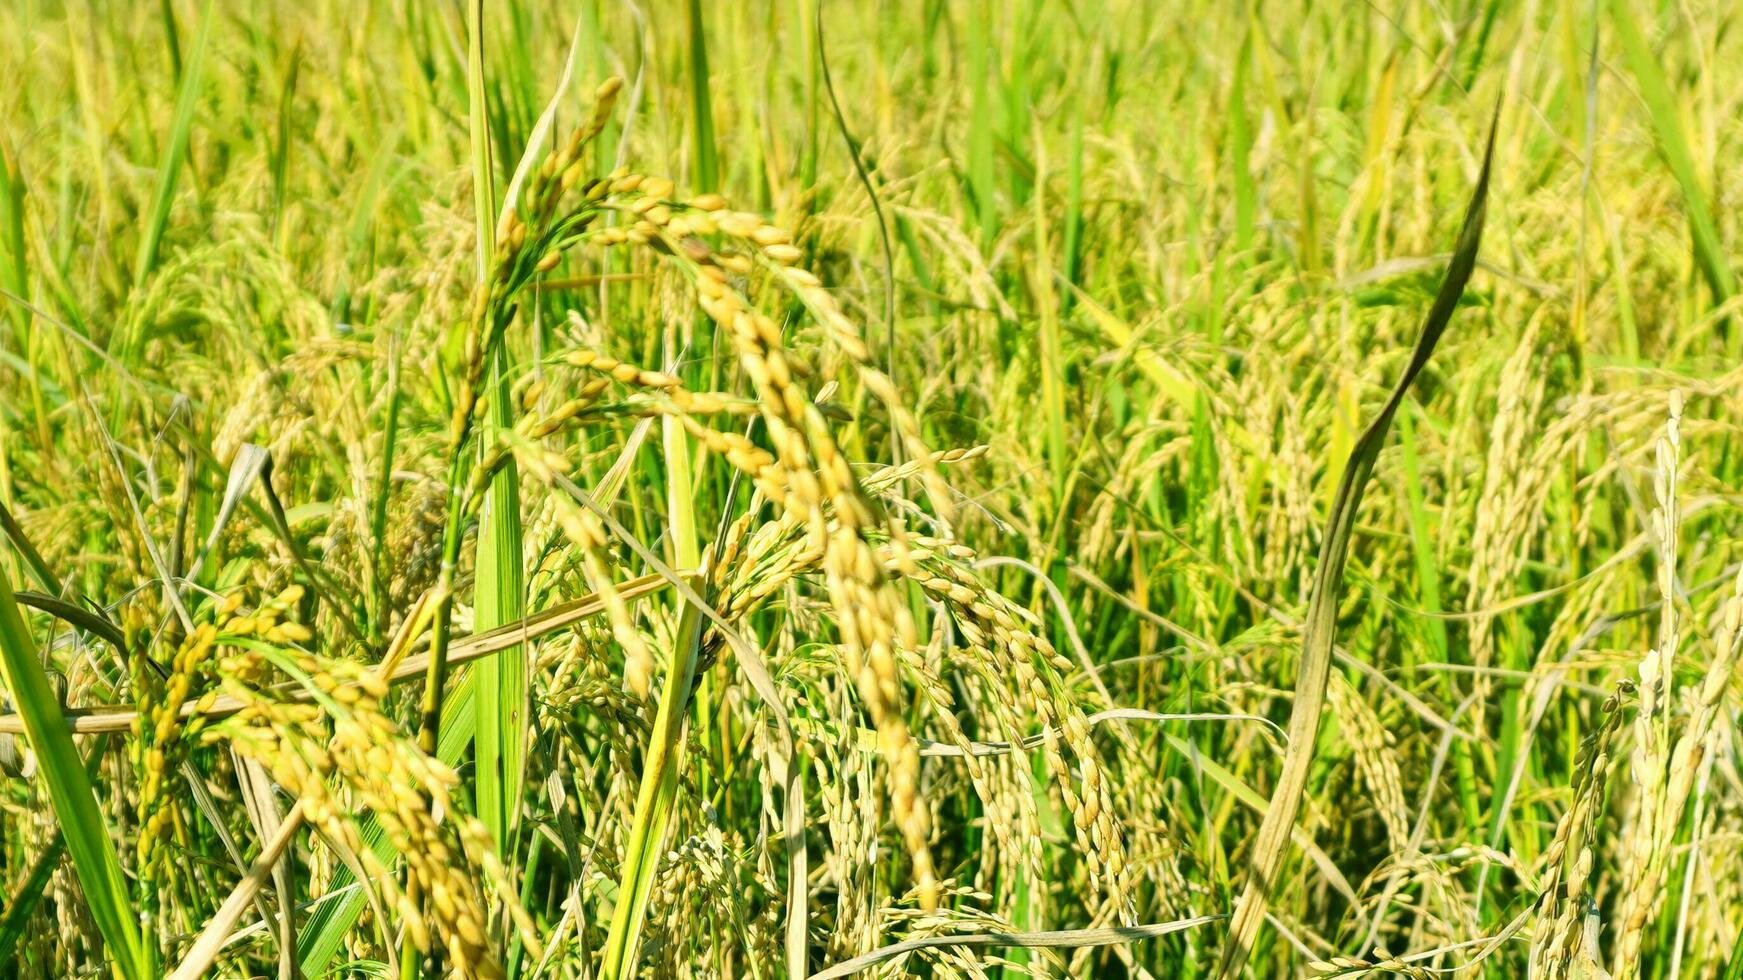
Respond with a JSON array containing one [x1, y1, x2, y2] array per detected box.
[[823, 522, 938, 907], [131, 587, 271, 898], [749, 216, 951, 522], [588, 177, 947, 905], [603, 177, 946, 530], [702, 508, 1045, 896], [449, 91, 641, 446], [1328, 674, 1410, 850], [818, 724, 880, 961], [1654, 551, 1743, 898], [561, 348, 680, 392], [1530, 682, 1632, 979], [130, 618, 220, 882], [527, 77, 622, 224], [1308, 952, 1435, 979], [1464, 319, 1550, 689], [897, 535, 1132, 909], [211, 640, 534, 980], [1614, 389, 1683, 975]]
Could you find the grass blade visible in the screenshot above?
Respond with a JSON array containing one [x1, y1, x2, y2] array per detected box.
[[269, 39, 303, 243], [463, 0, 527, 878], [686, 0, 718, 192], [474, 385, 526, 853], [1608, 0, 1734, 311], [599, 592, 706, 980], [0, 138, 28, 342], [1215, 109, 1497, 979], [0, 570, 145, 980], [1229, 28, 1256, 253], [475, 0, 607, 892], [129, 0, 214, 298], [965, 0, 997, 241]]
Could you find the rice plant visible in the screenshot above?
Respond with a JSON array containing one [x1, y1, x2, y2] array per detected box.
[[2, 2, 1742, 978]]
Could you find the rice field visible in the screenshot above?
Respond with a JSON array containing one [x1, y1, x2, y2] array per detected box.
[[2, 1, 1742, 977]]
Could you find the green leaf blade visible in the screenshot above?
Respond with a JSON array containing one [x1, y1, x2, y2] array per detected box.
[[1215, 108, 1500, 980], [0, 571, 145, 980]]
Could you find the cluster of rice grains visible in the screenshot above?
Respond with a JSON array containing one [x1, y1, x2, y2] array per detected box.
[[111, 578, 529, 977], [155, 78, 1126, 975], [703, 453, 1146, 950], [211, 597, 537, 978], [477, 83, 1139, 950], [578, 163, 956, 915]]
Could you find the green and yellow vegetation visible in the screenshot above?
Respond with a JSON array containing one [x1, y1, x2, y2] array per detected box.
[[2, 2, 1742, 977]]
